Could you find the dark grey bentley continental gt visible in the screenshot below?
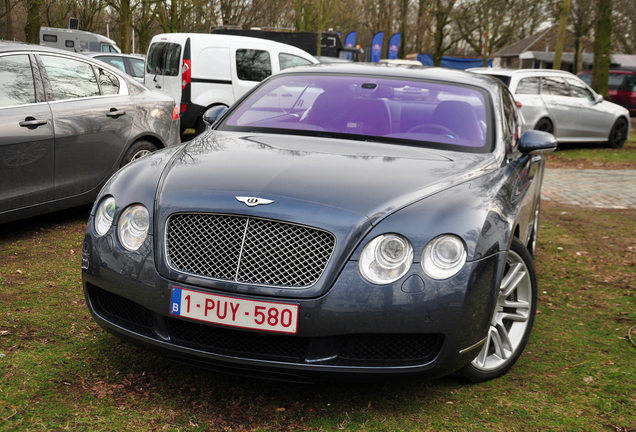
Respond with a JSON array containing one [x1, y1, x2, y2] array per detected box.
[[82, 64, 557, 383]]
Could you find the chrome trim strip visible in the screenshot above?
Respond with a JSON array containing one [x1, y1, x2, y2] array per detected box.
[[459, 337, 487, 355]]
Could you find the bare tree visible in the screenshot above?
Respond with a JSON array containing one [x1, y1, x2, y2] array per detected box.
[[429, 0, 461, 66], [613, 0, 635, 54]]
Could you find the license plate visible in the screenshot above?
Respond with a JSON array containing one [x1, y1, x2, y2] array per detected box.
[[170, 287, 298, 334]]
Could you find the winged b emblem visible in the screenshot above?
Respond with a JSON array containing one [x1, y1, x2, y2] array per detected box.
[[236, 196, 275, 207]]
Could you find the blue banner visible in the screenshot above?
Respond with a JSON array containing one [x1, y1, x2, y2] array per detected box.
[[388, 33, 400, 60], [416, 54, 493, 70], [344, 31, 357, 47], [371, 32, 384, 63]]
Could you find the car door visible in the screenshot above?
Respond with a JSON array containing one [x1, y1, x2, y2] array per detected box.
[[37, 53, 135, 198], [564, 76, 615, 140], [231, 44, 273, 101], [540, 75, 578, 139], [0, 53, 55, 214]]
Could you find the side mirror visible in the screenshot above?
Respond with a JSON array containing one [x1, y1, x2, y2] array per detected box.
[[518, 130, 557, 155], [595, 94, 604, 104], [202, 105, 228, 127]]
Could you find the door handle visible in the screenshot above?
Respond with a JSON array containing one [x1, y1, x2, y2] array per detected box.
[[19, 118, 48, 127], [155, 85, 162, 89], [106, 109, 126, 118]]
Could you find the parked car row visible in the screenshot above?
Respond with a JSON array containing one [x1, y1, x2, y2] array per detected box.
[[0, 41, 180, 224], [469, 68, 630, 149]]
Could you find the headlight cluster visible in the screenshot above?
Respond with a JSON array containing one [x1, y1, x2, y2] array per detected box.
[[359, 233, 467, 285], [94, 197, 149, 251]]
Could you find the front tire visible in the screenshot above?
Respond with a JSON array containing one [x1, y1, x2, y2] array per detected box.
[[457, 238, 537, 383], [606, 118, 628, 149], [120, 140, 157, 168]]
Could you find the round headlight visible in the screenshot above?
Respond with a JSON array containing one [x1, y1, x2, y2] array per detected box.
[[94, 197, 115, 236], [359, 234, 413, 284], [421, 235, 467, 280], [117, 205, 149, 251]]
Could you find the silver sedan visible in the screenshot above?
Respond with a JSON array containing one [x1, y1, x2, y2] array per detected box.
[[469, 68, 630, 148]]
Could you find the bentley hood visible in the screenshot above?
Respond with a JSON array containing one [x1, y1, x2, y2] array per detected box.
[[158, 131, 496, 225]]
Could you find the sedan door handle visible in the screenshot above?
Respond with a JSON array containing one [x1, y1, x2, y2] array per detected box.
[[19, 118, 48, 127], [106, 109, 126, 118]]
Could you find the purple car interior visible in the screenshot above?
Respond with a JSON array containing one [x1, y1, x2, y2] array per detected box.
[[225, 76, 488, 148]]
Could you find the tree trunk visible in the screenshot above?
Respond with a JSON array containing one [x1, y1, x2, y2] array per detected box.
[[553, 0, 571, 70], [4, 0, 13, 40], [592, 0, 612, 99], [24, 0, 42, 44]]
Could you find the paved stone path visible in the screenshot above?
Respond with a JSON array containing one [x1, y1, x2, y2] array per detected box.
[[542, 169, 636, 209]]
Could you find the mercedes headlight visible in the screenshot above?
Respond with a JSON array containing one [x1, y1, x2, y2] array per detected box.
[[421, 235, 467, 280], [117, 205, 149, 251], [94, 197, 115, 236], [359, 234, 414, 284]]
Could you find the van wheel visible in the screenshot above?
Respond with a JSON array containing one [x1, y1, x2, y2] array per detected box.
[[120, 140, 157, 168]]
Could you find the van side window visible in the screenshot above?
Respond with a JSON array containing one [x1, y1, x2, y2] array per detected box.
[[40, 55, 100, 100], [0, 55, 36, 107], [147, 42, 181, 76], [43, 34, 57, 42], [236, 49, 271, 82], [279, 53, 313, 71]]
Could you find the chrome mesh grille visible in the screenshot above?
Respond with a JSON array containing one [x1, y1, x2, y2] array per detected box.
[[166, 213, 336, 288]]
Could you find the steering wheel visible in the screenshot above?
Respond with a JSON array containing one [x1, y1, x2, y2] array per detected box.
[[408, 124, 456, 138]]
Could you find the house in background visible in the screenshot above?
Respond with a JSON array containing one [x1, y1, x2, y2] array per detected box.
[[492, 26, 598, 71], [491, 26, 636, 72]]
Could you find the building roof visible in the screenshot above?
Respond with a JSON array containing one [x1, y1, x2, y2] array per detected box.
[[493, 26, 593, 58]]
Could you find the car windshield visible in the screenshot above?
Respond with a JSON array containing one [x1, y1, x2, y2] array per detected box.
[[219, 74, 491, 152]]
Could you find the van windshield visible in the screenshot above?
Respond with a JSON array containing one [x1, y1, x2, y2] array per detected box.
[[147, 42, 181, 76]]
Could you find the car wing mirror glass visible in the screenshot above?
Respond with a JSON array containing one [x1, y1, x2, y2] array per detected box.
[[518, 130, 557, 155], [203, 106, 228, 127]]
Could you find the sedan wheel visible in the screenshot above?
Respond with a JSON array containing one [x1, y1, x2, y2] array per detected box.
[[534, 118, 553, 135], [457, 238, 537, 382], [120, 140, 158, 168], [606, 118, 628, 149]]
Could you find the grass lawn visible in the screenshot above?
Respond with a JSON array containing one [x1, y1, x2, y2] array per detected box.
[[1, 145, 635, 431]]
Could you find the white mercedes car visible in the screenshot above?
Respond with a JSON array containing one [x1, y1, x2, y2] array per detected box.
[[469, 68, 630, 148]]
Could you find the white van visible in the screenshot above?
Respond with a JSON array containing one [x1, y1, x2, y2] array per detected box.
[[145, 33, 318, 136], [40, 27, 121, 53]]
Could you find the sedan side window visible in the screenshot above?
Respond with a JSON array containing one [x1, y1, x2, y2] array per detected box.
[[565, 77, 594, 101], [515, 77, 540, 95], [97, 56, 126, 74], [540, 76, 569, 96], [236, 49, 271, 81], [0, 54, 36, 107], [40, 55, 100, 100], [97, 68, 120, 96]]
